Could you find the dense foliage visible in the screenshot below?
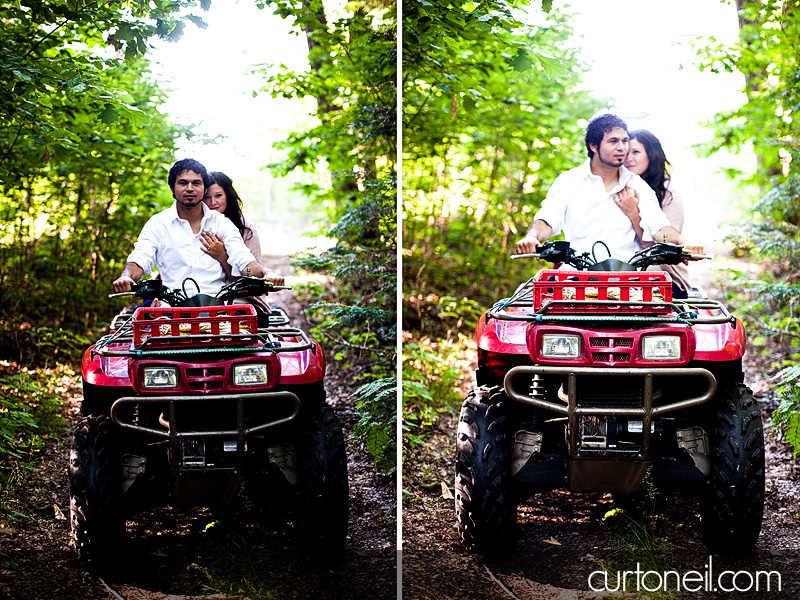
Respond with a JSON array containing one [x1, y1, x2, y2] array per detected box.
[[696, 1, 800, 456], [0, 1, 202, 520], [403, 3, 605, 335], [0, 1, 208, 362], [257, 0, 397, 471], [402, 2, 605, 432], [0, 364, 74, 521]]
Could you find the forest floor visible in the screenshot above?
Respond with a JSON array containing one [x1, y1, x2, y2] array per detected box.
[[0, 256, 397, 600], [402, 262, 800, 600]]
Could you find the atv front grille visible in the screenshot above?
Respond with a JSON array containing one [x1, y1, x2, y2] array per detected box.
[[589, 336, 634, 364], [186, 367, 226, 378], [591, 352, 632, 364], [590, 337, 633, 348], [189, 381, 224, 392], [185, 366, 227, 393]]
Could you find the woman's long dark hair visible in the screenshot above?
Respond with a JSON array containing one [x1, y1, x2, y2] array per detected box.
[[629, 129, 671, 206], [208, 171, 250, 242]]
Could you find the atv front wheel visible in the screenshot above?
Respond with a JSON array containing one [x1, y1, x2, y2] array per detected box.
[[701, 381, 765, 553], [455, 386, 516, 552], [69, 415, 124, 565], [295, 402, 349, 549]]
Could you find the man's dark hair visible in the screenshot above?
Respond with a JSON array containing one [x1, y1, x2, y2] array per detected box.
[[168, 158, 210, 190], [585, 113, 628, 159]]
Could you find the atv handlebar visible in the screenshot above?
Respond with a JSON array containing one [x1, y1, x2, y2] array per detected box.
[[511, 241, 710, 271], [108, 276, 290, 305]]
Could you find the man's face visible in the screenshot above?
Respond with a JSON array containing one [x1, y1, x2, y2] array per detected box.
[[172, 170, 205, 208], [591, 127, 629, 168]]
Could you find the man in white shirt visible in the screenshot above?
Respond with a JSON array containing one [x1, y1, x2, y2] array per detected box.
[[515, 114, 683, 259], [112, 159, 281, 295]]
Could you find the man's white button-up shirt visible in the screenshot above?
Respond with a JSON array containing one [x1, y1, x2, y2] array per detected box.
[[534, 160, 670, 260], [127, 202, 256, 295]]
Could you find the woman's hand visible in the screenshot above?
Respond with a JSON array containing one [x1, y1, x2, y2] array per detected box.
[[200, 231, 228, 264], [200, 231, 234, 279], [615, 187, 645, 245], [614, 186, 640, 220]]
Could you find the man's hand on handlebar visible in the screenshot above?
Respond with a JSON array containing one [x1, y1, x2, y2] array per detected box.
[[112, 275, 136, 294], [515, 235, 541, 255], [516, 220, 553, 254], [263, 270, 285, 287]]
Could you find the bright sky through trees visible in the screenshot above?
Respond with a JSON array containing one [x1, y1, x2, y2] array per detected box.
[[148, 0, 318, 253], [149, 0, 747, 248], [546, 0, 749, 242]]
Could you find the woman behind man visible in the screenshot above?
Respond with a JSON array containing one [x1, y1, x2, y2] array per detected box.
[[200, 171, 274, 322], [617, 129, 693, 299]]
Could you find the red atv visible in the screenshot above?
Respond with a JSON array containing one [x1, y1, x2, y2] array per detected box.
[[455, 241, 764, 554], [69, 277, 348, 565]]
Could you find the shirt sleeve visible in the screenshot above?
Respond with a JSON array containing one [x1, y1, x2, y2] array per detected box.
[[244, 218, 262, 263], [217, 217, 256, 276], [126, 216, 160, 275], [533, 173, 568, 236], [660, 182, 684, 232], [635, 182, 671, 242]]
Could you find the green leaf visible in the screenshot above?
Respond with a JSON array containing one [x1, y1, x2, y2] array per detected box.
[[184, 14, 208, 29], [511, 49, 534, 72], [97, 105, 119, 123], [536, 52, 567, 78]]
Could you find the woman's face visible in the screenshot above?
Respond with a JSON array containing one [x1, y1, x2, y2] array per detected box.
[[203, 183, 228, 213], [624, 139, 649, 176]]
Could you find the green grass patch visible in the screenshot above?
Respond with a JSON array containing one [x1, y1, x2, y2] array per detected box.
[[596, 471, 675, 599], [402, 337, 466, 447]]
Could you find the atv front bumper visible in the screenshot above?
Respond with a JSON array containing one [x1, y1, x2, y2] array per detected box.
[[504, 366, 717, 493], [110, 391, 300, 476]]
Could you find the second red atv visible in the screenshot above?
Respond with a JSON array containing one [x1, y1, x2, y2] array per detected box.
[[455, 241, 764, 554]]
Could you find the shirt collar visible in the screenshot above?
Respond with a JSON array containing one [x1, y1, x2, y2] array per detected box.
[[582, 159, 634, 187], [168, 201, 212, 225], [619, 164, 634, 186]]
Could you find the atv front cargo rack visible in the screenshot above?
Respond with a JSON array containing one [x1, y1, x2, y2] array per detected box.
[[487, 278, 737, 326], [93, 324, 314, 358], [531, 269, 672, 314], [132, 306, 258, 347]]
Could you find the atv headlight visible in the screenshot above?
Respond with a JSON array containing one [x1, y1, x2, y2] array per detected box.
[[143, 367, 177, 388], [542, 334, 580, 358], [642, 336, 681, 360], [234, 364, 268, 386]]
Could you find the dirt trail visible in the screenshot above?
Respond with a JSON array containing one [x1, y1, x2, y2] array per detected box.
[[402, 261, 800, 600], [0, 256, 397, 600]]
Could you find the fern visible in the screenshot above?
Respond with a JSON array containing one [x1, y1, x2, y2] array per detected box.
[[351, 377, 397, 473], [772, 365, 800, 459]]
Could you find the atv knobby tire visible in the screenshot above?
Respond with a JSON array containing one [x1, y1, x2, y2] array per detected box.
[[69, 415, 124, 565], [455, 386, 515, 552], [295, 402, 349, 549], [701, 381, 765, 553]]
